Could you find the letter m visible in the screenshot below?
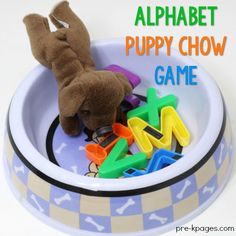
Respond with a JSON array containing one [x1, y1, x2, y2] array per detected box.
[[128, 106, 190, 158]]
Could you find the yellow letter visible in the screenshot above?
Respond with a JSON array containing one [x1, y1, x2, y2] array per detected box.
[[128, 106, 190, 158]]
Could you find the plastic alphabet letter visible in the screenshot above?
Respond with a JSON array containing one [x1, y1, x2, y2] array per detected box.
[[98, 139, 147, 178], [124, 149, 182, 177], [128, 106, 190, 157], [127, 87, 177, 129], [85, 123, 133, 165]]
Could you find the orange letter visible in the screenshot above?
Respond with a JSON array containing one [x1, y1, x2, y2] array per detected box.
[[126, 36, 135, 56], [188, 36, 199, 56], [136, 36, 146, 56], [200, 36, 211, 56], [164, 36, 173, 56], [146, 36, 155, 55], [211, 36, 227, 56], [155, 36, 164, 56], [179, 36, 188, 56]]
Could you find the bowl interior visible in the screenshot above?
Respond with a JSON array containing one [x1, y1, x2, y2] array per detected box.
[[9, 40, 223, 190], [23, 47, 209, 160]]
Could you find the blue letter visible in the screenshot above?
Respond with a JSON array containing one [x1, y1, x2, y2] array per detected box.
[[165, 66, 175, 85], [155, 66, 165, 85], [189, 66, 198, 85]]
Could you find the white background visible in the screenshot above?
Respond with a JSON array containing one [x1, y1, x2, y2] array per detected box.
[[0, 0, 236, 235]]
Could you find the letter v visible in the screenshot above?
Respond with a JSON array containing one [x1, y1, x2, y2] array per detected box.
[[98, 139, 147, 178]]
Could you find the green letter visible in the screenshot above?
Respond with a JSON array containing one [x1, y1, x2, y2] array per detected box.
[[166, 6, 176, 26], [208, 6, 218, 26], [127, 87, 177, 129], [155, 7, 165, 26], [177, 7, 187, 26], [199, 6, 207, 26], [99, 139, 147, 178], [147, 6, 155, 26], [189, 7, 198, 26], [135, 6, 146, 26]]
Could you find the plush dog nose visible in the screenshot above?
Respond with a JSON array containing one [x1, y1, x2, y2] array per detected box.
[[95, 125, 113, 137]]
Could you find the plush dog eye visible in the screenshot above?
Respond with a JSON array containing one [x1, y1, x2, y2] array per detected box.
[[80, 110, 91, 115]]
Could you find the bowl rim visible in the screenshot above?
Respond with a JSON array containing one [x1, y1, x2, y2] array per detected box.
[[8, 39, 225, 196]]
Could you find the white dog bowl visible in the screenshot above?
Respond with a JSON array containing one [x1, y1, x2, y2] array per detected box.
[[3, 39, 234, 236]]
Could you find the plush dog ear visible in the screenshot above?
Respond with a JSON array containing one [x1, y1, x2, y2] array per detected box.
[[115, 72, 132, 96], [59, 82, 86, 117]]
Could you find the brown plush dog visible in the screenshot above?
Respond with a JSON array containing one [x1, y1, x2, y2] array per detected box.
[[23, 1, 132, 136]]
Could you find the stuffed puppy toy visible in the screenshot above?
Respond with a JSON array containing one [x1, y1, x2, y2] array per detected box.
[[23, 1, 132, 136]]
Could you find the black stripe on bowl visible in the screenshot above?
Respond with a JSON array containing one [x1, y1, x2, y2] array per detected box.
[[7, 99, 226, 197]]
